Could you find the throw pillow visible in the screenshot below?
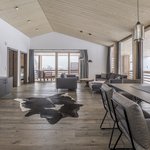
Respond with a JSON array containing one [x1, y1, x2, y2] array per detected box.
[[101, 73, 107, 79], [115, 75, 121, 79], [109, 73, 116, 79], [60, 73, 66, 78]]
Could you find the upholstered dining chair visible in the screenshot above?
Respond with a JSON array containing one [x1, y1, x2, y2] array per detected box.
[[110, 92, 150, 150], [110, 78, 150, 119], [100, 84, 120, 149], [100, 84, 115, 130]]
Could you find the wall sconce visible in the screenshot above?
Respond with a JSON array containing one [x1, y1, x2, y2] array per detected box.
[[88, 60, 92, 63]]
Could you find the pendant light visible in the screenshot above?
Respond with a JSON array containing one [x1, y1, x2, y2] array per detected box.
[[133, 0, 144, 41], [79, 56, 84, 60]]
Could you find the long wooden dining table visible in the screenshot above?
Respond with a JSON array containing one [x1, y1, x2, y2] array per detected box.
[[110, 84, 150, 104]]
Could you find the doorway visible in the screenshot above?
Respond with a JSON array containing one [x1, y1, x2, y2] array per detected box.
[[8, 48, 18, 87], [20, 52, 27, 84]]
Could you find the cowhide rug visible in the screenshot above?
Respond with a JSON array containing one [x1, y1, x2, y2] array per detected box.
[[14, 93, 83, 124]]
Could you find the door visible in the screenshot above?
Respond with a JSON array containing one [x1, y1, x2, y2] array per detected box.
[[24, 53, 27, 83], [8, 48, 18, 87], [20, 52, 27, 84]]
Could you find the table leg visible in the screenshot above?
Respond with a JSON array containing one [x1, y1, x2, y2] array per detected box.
[[85, 81, 89, 87]]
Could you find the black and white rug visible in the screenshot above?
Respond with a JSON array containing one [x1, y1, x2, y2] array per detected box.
[[14, 93, 83, 124]]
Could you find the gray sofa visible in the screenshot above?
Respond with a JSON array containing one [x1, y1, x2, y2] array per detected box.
[[95, 73, 127, 81], [89, 73, 128, 93], [56, 77, 77, 90], [109, 79, 141, 84]]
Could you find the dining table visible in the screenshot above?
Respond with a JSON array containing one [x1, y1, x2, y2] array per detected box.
[[110, 83, 150, 104]]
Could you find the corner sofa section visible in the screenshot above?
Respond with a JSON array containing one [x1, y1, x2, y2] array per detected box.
[[95, 73, 127, 81], [90, 73, 127, 93]]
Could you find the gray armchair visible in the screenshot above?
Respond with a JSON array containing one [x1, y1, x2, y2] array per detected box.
[[56, 77, 77, 90]]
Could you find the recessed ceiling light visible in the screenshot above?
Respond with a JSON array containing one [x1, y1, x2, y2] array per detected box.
[[27, 20, 31, 23], [15, 6, 19, 10], [80, 30, 83, 33], [88, 33, 92, 36]]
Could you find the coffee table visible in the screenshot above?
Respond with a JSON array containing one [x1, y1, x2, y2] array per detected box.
[[80, 78, 94, 87], [90, 80, 105, 92]]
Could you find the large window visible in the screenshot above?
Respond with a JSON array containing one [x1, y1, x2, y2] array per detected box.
[[34, 56, 39, 70], [34, 52, 80, 79], [110, 46, 115, 73], [70, 53, 79, 75], [58, 53, 69, 76], [120, 38, 133, 79], [41, 53, 55, 70], [143, 30, 150, 83]]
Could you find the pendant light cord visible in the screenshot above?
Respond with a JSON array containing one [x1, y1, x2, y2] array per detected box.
[[137, 0, 139, 22]]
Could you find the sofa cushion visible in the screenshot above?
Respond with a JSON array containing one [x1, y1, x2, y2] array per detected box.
[[101, 73, 107, 79], [109, 73, 117, 79], [66, 74, 76, 78], [106, 73, 112, 79], [118, 74, 127, 79], [115, 75, 121, 79], [113, 92, 150, 149], [95, 73, 127, 81]]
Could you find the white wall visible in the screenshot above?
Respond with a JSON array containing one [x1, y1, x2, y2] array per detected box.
[[30, 32, 108, 79], [0, 19, 30, 86]]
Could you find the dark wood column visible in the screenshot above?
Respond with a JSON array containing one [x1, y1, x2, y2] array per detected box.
[[133, 40, 143, 83], [107, 47, 111, 74], [114, 42, 120, 74]]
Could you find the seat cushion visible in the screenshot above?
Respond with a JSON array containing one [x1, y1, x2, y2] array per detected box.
[[101, 73, 107, 79]]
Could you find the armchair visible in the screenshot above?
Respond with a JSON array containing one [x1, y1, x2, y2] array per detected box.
[[56, 77, 77, 90]]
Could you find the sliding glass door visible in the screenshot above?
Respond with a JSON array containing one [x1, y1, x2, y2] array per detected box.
[[110, 46, 115, 73], [70, 53, 79, 75], [41, 54, 55, 70], [34, 52, 80, 80], [120, 38, 133, 79], [143, 30, 150, 83], [58, 53, 68, 76], [41, 53, 56, 77]]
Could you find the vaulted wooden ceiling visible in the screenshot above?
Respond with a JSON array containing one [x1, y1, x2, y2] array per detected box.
[[0, 0, 52, 37], [0, 0, 150, 46]]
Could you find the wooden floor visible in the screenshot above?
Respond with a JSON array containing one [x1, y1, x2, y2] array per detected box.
[[0, 82, 130, 150]]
